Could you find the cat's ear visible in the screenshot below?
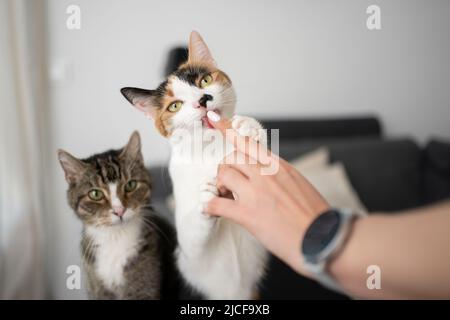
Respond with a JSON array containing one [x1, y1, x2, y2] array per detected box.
[[121, 87, 158, 119], [120, 131, 143, 164], [188, 31, 216, 66], [57, 150, 87, 184]]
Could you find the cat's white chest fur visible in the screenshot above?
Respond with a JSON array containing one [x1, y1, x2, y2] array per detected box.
[[169, 120, 268, 299], [86, 219, 142, 290]]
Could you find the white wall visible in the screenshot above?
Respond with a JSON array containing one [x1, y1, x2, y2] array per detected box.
[[45, 0, 450, 298]]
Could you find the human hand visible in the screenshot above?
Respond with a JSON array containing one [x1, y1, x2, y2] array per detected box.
[[205, 111, 330, 276]]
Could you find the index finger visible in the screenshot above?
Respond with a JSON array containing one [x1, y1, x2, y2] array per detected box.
[[206, 111, 232, 134]]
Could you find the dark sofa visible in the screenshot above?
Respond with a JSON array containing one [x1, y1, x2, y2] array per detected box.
[[149, 116, 450, 299]]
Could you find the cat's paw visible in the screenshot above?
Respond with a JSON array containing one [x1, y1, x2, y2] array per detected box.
[[231, 115, 266, 145], [199, 180, 219, 218]]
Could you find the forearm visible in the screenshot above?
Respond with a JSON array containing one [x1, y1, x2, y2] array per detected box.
[[329, 201, 450, 299]]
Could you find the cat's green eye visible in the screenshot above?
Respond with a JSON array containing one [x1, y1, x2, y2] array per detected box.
[[88, 189, 104, 201], [200, 74, 213, 88], [168, 101, 182, 113], [124, 180, 137, 192]]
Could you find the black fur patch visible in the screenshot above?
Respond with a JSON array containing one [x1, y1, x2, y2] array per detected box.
[[172, 65, 209, 86]]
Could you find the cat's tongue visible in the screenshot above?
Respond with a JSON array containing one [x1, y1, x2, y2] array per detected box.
[[202, 116, 214, 129]]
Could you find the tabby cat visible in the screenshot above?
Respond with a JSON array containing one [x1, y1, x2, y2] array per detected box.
[[58, 131, 179, 299]]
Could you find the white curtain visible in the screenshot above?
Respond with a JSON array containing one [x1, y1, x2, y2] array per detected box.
[[0, 0, 47, 299]]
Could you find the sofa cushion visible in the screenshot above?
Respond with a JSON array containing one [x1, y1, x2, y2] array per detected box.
[[423, 140, 450, 204], [290, 148, 367, 214], [276, 137, 423, 212], [261, 116, 382, 140]]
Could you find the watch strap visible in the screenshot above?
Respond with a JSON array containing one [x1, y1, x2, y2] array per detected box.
[[303, 208, 362, 295], [305, 260, 346, 294]]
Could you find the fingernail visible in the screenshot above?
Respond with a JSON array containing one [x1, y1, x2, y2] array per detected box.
[[207, 110, 221, 122]]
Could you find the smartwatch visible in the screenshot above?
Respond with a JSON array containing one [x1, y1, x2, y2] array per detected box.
[[301, 208, 361, 295]]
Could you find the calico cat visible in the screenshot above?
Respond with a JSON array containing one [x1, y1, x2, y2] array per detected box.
[[121, 32, 268, 299], [58, 131, 179, 299]]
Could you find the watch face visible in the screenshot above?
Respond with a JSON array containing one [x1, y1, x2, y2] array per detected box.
[[302, 210, 341, 260]]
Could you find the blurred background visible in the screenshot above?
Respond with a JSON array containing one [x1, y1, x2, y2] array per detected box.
[[1, 0, 449, 299]]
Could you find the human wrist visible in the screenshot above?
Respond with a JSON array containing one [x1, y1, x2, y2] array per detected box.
[[326, 215, 371, 293], [297, 208, 366, 293]]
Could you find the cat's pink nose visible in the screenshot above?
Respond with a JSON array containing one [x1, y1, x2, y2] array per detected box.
[[113, 206, 126, 217]]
